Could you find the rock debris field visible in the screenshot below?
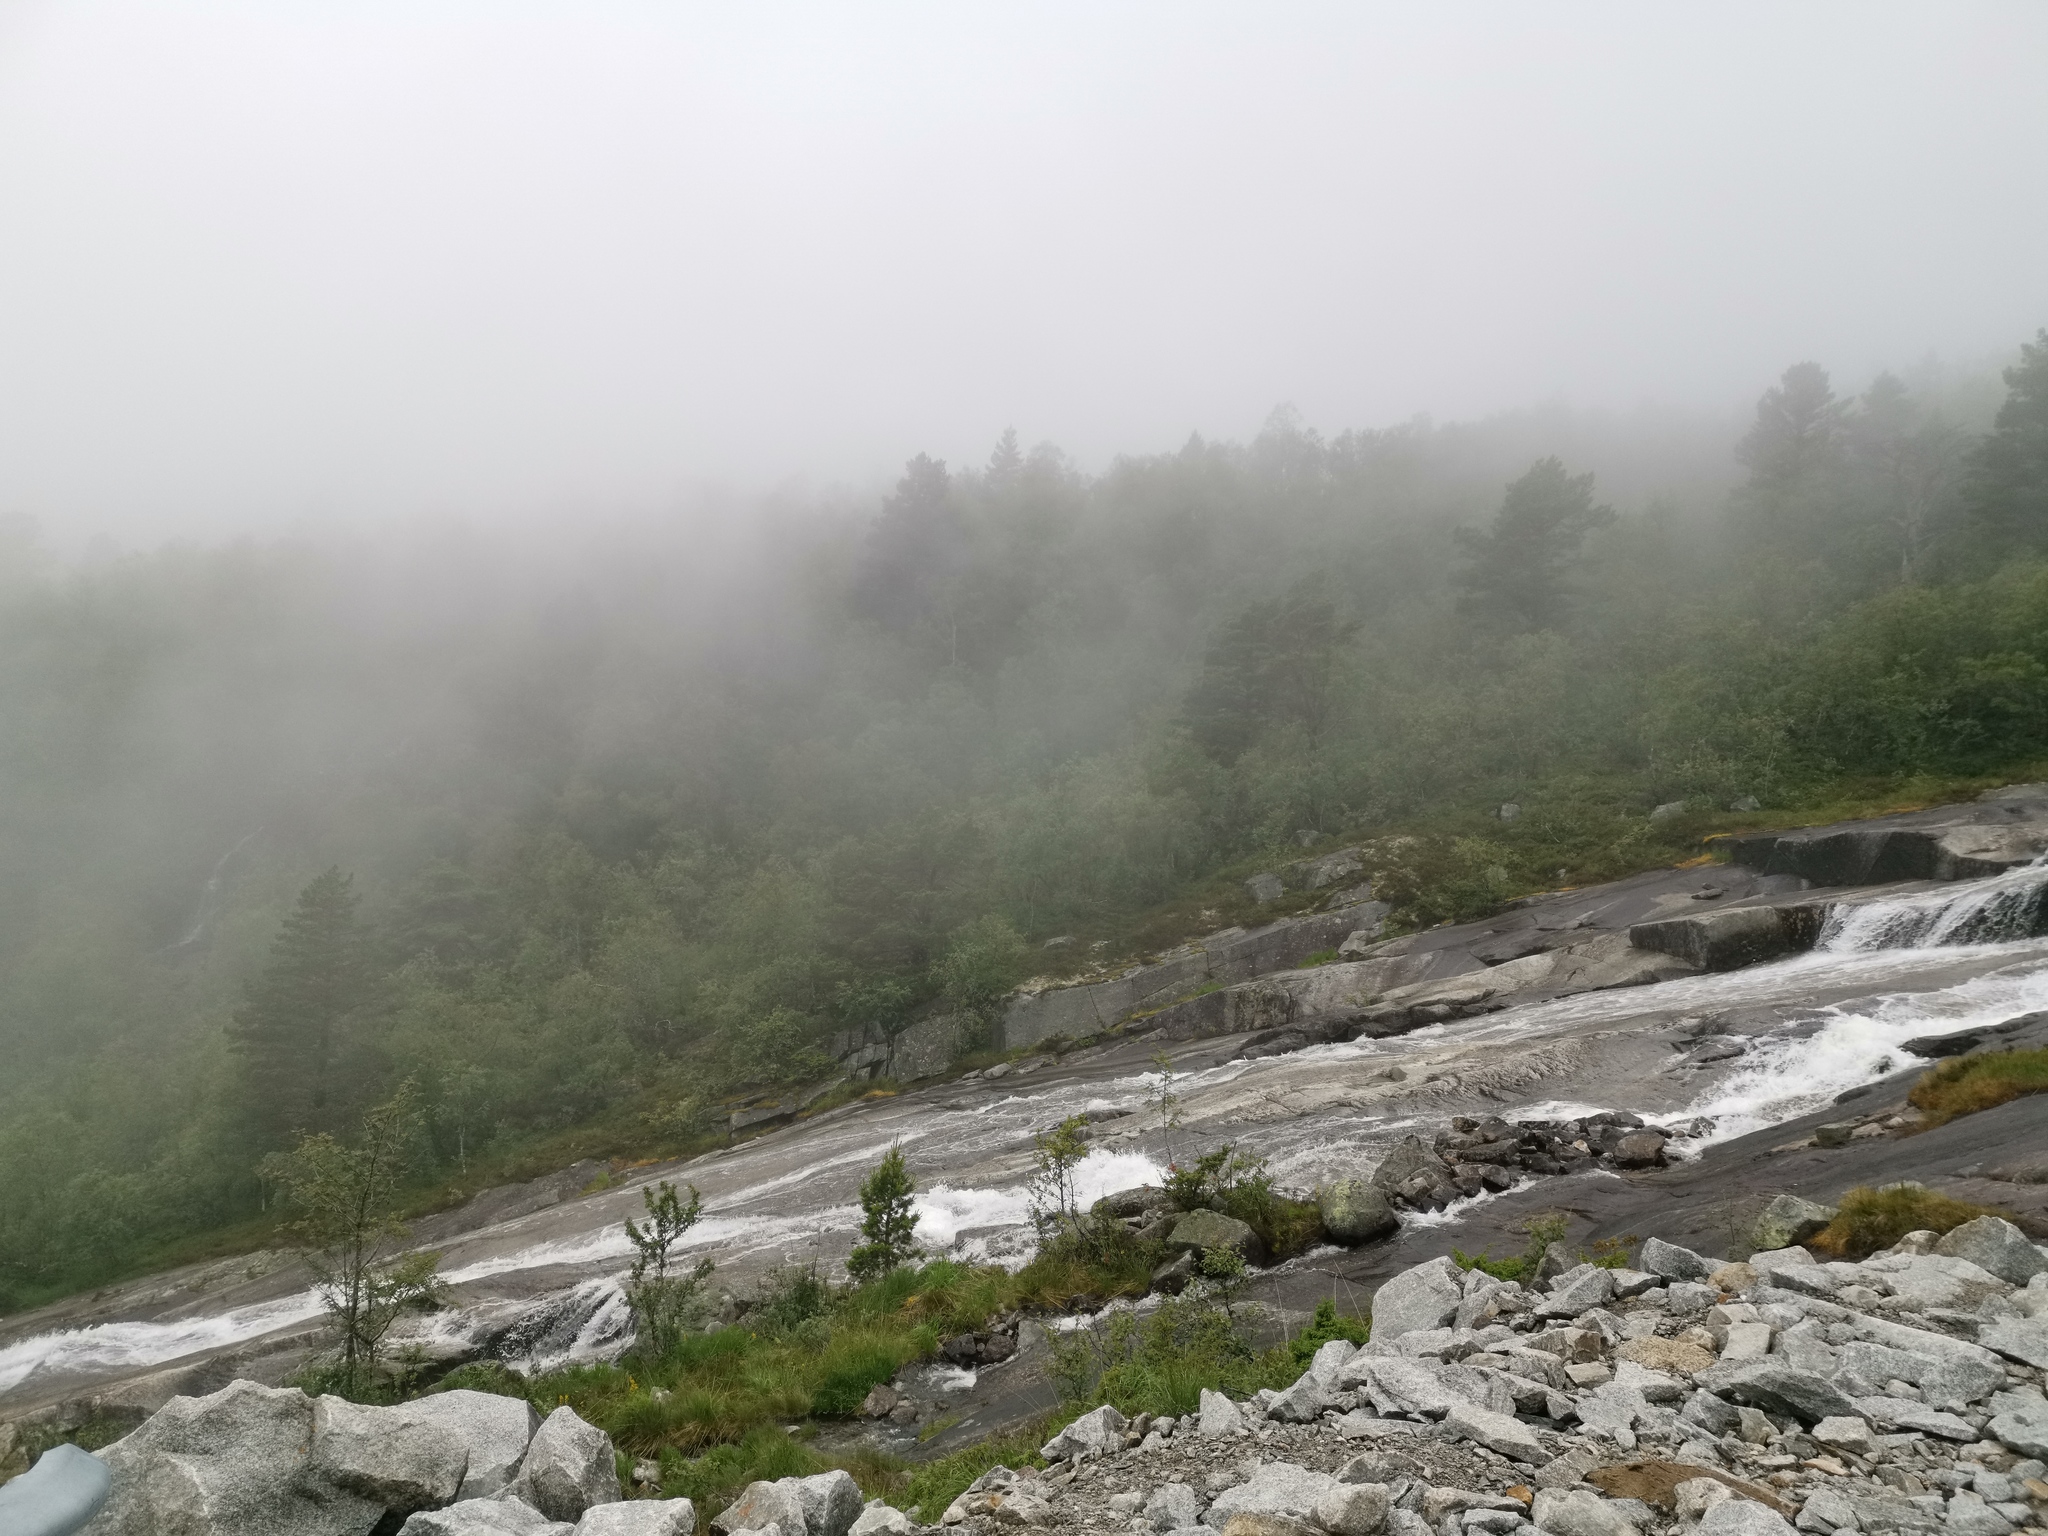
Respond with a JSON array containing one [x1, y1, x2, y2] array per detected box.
[[43, 1213, 2048, 1536]]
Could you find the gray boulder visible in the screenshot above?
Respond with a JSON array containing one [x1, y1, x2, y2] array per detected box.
[[1144, 1483, 1203, 1530], [1536, 1264, 1616, 1317], [1313, 1483, 1390, 1536], [783, 1471, 862, 1536], [1197, 1389, 1244, 1438], [1442, 1402, 1542, 1463], [309, 1395, 468, 1515], [513, 1407, 622, 1523], [1695, 1361, 1859, 1424], [1367, 1256, 1463, 1343], [1989, 1399, 2048, 1459], [1041, 1404, 1127, 1461], [1639, 1237, 1715, 1283], [1981, 1316, 2048, 1369], [575, 1501, 696, 1535], [1696, 1501, 1795, 1536], [85, 1378, 385, 1536], [1162, 1209, 1265, 1266], [848, 1507, 917, 1536], [1935, 1216, 2048, 1286], [401, 1500, 571, 1535], [711, 1481, 806, 1534], [1751, 1195, 1835, 1251], [1205, 1461, 1339, 1523], [1529, 1488, 1638, 1536], [408, 1390, 543, 1500], [1319, 1180, 1399, 1245]]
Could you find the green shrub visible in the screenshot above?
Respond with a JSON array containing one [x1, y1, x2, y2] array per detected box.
[[1287, 1298, 1369, 1367], [1908, 1048, 2048, 1128]]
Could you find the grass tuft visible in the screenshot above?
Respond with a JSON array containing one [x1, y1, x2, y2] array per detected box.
[[1808, 1184, 2015, 1261], [1908, 1047, 2048, 1129]]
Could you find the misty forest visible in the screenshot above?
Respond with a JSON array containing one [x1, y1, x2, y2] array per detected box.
[[5, 333, 2048, 1316]]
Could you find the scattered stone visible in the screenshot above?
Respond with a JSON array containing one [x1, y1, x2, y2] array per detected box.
[[1144, 1481, 1203, 1530], [1312, 1482, 1391, 1536], [1696, 1500, 1795, 1536], [1811, 1415, 1873, 1454], [1980, 1316, 2048, 1369], [1205, 1461, 1340, 1524]]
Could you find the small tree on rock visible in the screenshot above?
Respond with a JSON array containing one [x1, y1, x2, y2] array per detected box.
[[1028, 1114, 1092, 1248], [263, 1080, 444, 1397], [623, 1179, 715, 1359], [847, 1144, 921, 1283]]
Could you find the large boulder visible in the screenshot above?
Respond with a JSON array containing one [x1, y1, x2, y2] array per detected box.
[[512, 1407, 621, 1524], [1041, 1404, 1127, 1461], [1981, 1317, 2048, 1369], [1162, 1210, 1266, 1266], [1198, 1389, 1246, 1437], [782, 1470, 862, 1536], [711, 1480, 806, 1534], [1318, 1180, 1398, 1245], [407, 1390, 542, 1500], [401, 1499, 570, 1535], [1694, 1361, 1859, 1425], [1206, 1462, 1340, 1525], [84, 1379, 387, 1536], [1934, 1216, 2048, 1286], [309, 1396, 469, 1515], [574, 1501, 697, 1535], [1750, 1195, 1834, 1252], [1367, 1256, 1463, 1343], [1638, 1238, 1715, 1283]]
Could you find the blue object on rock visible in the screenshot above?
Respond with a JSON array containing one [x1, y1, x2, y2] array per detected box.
[[0, 1442, 112, 1536]]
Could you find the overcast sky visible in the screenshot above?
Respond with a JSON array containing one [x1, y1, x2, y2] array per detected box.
[[1, 2, 2044, 541]]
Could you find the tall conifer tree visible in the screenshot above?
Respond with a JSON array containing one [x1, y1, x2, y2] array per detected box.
[[229, 868, 363, 1147]]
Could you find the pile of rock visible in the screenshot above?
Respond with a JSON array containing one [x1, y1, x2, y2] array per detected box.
[[71, 1380, 697, 1535], [1369, 1116, 1675, 1215], [934, 1215, 2048, 1534]]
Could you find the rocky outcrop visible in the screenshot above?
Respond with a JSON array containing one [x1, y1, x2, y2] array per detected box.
[[71, 1379, 636, 1536], [1724, 785, 2048, 886], [998, 901, 1390, 1054]]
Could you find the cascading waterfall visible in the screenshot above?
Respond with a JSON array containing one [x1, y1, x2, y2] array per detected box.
[[1819, 853, 2048, 952]]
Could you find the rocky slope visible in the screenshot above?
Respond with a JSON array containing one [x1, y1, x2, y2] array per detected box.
[[8, 791, 2048, 1503], [15, 1214, 2048, 1536]]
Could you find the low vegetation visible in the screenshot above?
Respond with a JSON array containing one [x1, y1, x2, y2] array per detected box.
[[1907, 1047, 2048, 1129], [1807, 1184, 2016, 1260]]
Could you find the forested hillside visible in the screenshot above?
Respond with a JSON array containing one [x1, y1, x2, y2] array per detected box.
[[3, 336, 2045, 1311]]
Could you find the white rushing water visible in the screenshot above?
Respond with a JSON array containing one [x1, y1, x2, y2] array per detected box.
[[1821, 853, 2048, 951]]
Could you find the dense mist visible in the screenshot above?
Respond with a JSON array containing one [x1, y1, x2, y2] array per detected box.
[[4, 338, 2048, 1307]]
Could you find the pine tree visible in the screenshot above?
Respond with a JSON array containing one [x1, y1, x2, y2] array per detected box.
[[847, 1145, 920, 1283], [228, 868, 363, 1148]]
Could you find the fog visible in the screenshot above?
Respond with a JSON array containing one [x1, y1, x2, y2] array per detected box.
[[2, 2, 2043, 541]]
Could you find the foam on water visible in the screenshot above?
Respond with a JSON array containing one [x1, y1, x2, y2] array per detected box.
[[0, 1290, 326, 1397], [1664, 947, 2048, 1145], [1821, 855, 2048, 952]]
